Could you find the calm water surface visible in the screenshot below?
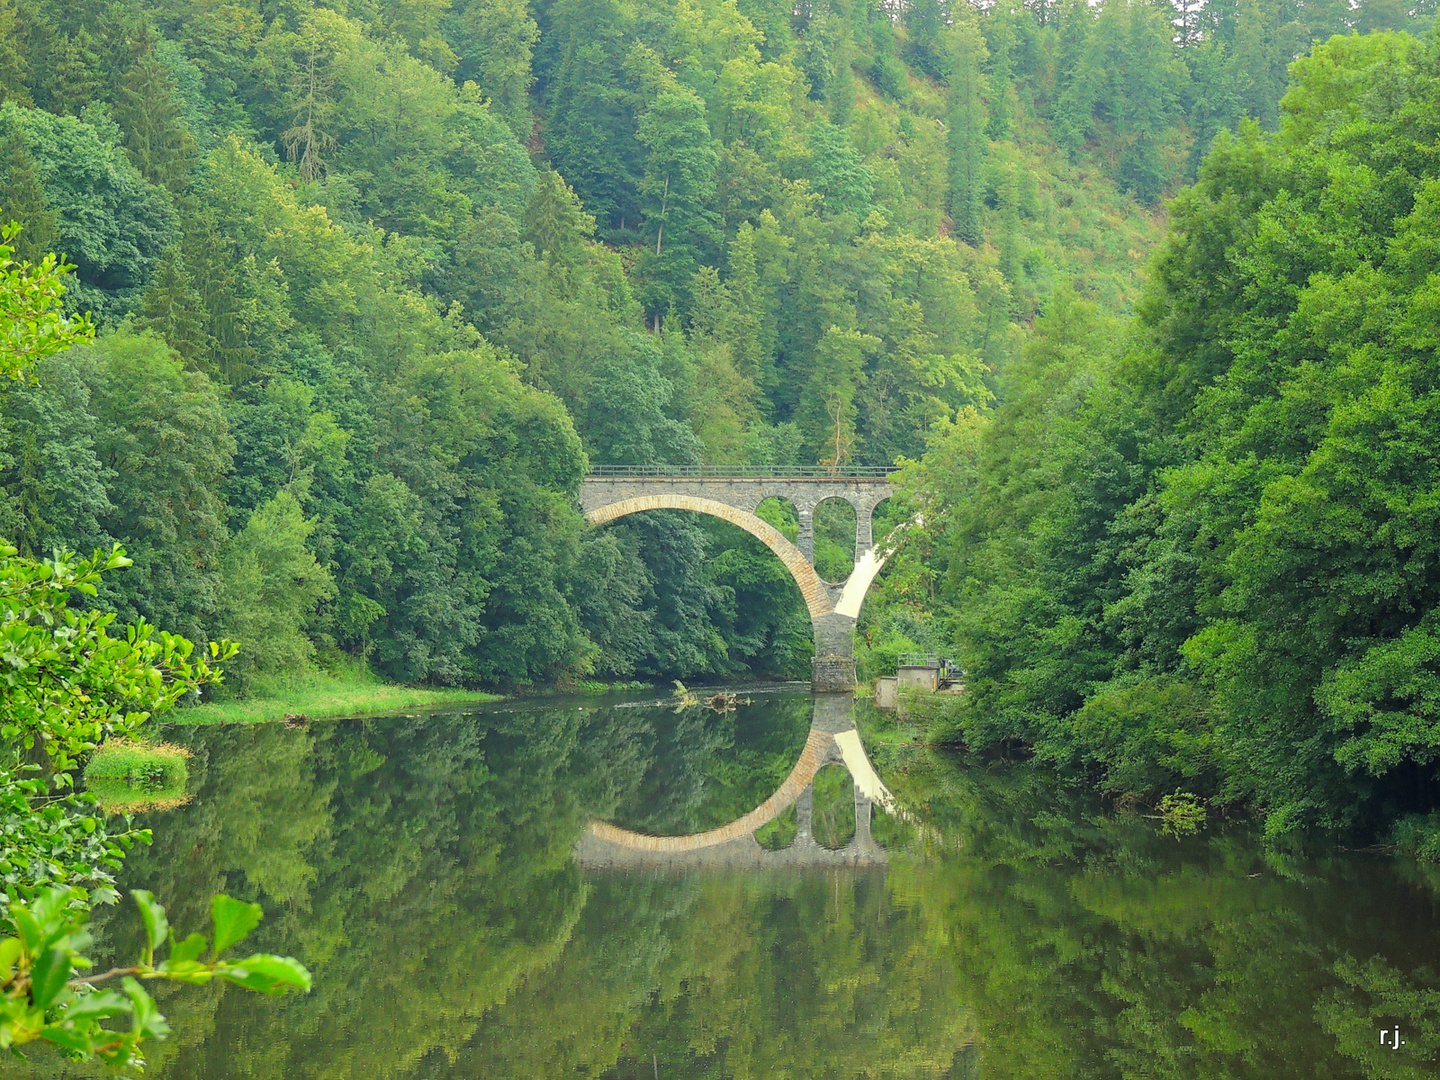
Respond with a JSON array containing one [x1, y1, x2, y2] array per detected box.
[[10, 689, 1440, 1079]]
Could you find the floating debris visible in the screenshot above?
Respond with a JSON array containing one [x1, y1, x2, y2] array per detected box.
[[704, 691, 751, 713]]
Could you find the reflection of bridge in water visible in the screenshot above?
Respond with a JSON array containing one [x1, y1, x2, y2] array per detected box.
[[576, 695, 894, 870], [580, 466, 897, 691]]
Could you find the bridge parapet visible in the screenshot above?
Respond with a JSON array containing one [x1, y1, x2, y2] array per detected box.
[[580, 469, 894, 565], [585, 465, 896, 478]]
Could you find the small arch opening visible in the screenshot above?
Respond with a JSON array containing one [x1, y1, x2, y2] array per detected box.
[[813, 497, 856, 583], [756, 496, 799, 544], [811, 763, 856, 849]]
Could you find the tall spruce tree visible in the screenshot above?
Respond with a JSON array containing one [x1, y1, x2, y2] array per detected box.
[[115, 51, 196, 192], [543, 0, 641, 231], [137, 250, 207, 365], [945, 12, 989, 246], [635, 84, 720, 324], [0, 131, 58, 263]]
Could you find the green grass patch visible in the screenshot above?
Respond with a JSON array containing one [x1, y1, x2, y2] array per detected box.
[[567, 679, 652, 694], [85, 741, 190, 811], [175, 659, 502, 725]]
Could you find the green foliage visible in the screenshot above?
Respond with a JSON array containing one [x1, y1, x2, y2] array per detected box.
[[0, 101, 176, 322], [1391, 812, 1440, 863], [447, 0, 539, 138], [113, 45, 197, 193], [945, 11, 988, 245], [0, 136, 59, 266], [175, 656, 501, 725], [1156, 792, 1206, 838], [0, 0, 1400, 700], [0, 543, 232, 780], [68, 331, 233, 645], [0, 887, 309, 1068], [218, 491, 335, 694], [0, 84, 307, 1076], [0, 766, 146, 909], [56, 696, 1440, 1080], [886, 30, 1440, 843], [0, 222, 90, 382]]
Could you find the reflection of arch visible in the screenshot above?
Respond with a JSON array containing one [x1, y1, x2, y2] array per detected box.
[[588, 726, 833, 853], [576, 696, 896, 869], [586, 494, 835, 619]]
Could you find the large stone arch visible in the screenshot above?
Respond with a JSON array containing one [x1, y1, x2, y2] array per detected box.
[[584, 494, 835, 619]]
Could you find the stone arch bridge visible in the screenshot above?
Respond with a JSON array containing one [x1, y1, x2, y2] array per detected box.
[[580, 466, 897, 691]]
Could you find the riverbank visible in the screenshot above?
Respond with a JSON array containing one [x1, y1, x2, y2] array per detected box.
[[175, 662, 502, 725]]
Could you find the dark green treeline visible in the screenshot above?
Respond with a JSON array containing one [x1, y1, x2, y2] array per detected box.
[[0, 0, 1406, 692]]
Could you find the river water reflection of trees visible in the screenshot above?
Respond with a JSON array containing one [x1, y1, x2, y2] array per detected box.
[[7, 691, 1440, 1079]]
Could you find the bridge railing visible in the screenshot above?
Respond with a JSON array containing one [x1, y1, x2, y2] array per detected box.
[[586, 464, 899, 479]]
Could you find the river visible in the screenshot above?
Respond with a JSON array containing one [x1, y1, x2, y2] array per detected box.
[[8, 687, 1440, 1078]]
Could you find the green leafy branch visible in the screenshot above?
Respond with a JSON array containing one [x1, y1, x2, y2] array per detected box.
[[0, 543, 238, 781], [0, 220, 93, 383], [1, 887, 311, 1068], [0, 766, 150, 909]]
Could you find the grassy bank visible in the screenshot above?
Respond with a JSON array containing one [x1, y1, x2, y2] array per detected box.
[[175, 661, 502, 725]]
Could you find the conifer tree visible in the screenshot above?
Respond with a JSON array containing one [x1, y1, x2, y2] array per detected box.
[[522, 167, 596, 287], [115, 51, 197, 192], [718, 223, 766, 388], [280, 15, 343, 184], [0, 132, 58, 264], [983, 4, 1020, 139], [0, 0, 28, 105], [137, 250, 208, 365], [799, 326, 876, 466], [1052, 0, 1098, 160], [544, 0, 641, 231], [1232, 0, 1284, 129], [945, 12, 989, 246], [635, 84, 720, 324], [28, 21, 101, 116]]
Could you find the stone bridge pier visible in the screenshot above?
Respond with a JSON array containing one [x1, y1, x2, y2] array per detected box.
[[579, 468, 897, 691]]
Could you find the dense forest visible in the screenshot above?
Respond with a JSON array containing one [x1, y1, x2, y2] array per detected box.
[[878, 28, 1440, 848], [2, 0, 1439, 841]]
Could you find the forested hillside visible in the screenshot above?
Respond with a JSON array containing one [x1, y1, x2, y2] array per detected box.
[[875, 29, 1440, 847], [1, 0, 1411, 690], [2, 0, 1438, 838]]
